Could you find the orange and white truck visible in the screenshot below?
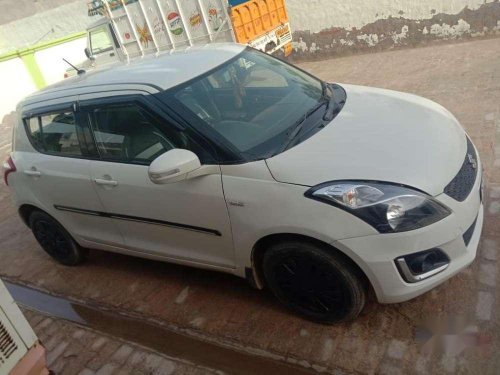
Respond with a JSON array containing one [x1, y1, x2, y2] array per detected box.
[[0, 280, 48, 375], [76, 0, 292, 73]]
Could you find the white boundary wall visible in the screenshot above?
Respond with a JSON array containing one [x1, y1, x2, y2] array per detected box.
[[0, 58, 36, 123], [0, 36, 86, 122], [35, 38, 87, 85], [287, 0, 494, 32]]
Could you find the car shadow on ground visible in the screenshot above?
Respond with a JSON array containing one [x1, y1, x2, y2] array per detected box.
[[80, 245, 422, 329]]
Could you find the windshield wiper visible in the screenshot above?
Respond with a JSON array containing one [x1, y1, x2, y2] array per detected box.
[[275, 82, 334, 155], [277, 100, 327, 154]]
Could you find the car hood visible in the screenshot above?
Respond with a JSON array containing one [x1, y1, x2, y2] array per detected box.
[[266, 84, 467, 196]]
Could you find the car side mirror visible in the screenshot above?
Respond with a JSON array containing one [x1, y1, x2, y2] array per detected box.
[[84, 47, 95, 61], [148, 149, 201, 184]]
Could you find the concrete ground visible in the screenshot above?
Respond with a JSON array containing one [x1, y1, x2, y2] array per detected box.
[[1, 38, 499, 374]]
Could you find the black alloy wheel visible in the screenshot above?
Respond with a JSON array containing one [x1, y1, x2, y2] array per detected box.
[[263, 241, 366, 323], [29, 211, 85, 266]]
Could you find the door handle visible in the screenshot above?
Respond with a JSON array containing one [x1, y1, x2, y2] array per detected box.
[[24, 170, 41, 177], [94, 178, 118, 187]]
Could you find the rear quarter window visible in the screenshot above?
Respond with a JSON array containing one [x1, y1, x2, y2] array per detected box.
[[26, 117, 43, 150]]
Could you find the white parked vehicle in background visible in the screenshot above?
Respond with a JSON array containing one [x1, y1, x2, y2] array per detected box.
[[0, 280, 48, 374], [6, 44, 483, 323], [66, 0, 293, 77]]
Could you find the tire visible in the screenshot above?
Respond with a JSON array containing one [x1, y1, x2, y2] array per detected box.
[[262, 241, 366, 324], [29, 211, 85, 266]]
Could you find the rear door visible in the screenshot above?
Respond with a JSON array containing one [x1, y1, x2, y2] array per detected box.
[[78, 92, 235, 269], [19, 98, 124, 249]]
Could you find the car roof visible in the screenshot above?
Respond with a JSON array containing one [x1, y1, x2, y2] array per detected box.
[[23, 43, 246, 105]]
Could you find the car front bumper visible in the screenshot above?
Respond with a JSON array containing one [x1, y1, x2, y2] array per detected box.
[[332, 163, 484, 304]]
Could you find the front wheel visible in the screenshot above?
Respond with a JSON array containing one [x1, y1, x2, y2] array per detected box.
[[262, 241, 366, 324], [29, 211, 85, 266]]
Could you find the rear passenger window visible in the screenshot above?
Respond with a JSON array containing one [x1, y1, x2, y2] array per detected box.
[[25, 111, 83, 156]]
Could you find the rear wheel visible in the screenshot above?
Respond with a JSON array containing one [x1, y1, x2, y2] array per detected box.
[[29, 211, 85, 266], [262, 241, 366, 323]]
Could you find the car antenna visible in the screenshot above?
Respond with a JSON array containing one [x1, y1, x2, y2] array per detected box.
[[62, 58, 86, 75]]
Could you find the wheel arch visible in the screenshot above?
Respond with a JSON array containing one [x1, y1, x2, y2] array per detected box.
[[250, 233, 372, 292], [18, 204, 43, 228]]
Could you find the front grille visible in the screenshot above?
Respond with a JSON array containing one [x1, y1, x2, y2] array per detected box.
[[444, 137, 478, 201], [463, 216, 478, 246]]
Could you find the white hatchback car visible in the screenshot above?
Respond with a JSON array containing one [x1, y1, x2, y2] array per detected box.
[[5, 44, 483, 323]]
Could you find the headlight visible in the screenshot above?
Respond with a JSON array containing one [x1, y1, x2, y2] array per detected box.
[[305, 181, 452, 233]]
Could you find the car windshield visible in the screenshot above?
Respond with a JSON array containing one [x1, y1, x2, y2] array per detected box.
[[171, 49, 327, 160]]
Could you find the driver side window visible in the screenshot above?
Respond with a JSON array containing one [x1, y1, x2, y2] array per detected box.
[[89, 104, 181, 165]]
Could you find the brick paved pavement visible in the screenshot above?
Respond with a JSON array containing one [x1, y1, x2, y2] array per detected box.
[[23, 308, 221, 375], [1, 38, 499, 374]]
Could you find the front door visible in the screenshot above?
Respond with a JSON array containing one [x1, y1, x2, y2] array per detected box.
[[79, 94, 235, 269]]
